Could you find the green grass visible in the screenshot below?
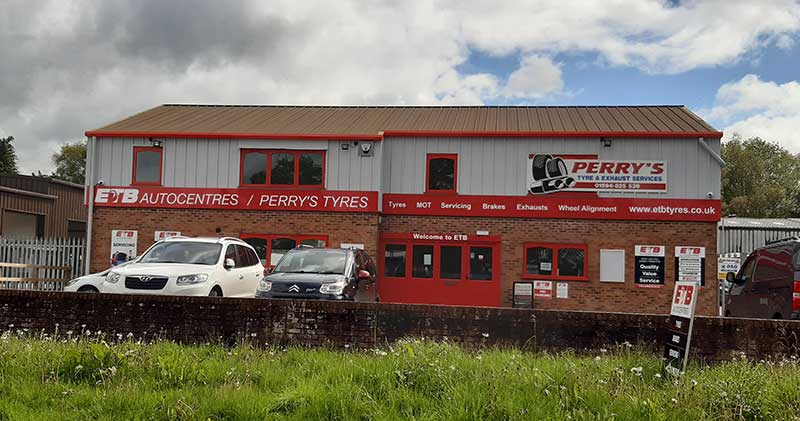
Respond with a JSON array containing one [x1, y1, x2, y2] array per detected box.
[[0, 329, 798, 420]]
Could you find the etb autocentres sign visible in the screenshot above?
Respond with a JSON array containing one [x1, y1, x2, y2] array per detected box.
[[527, 154, 667, 194], [95, 186, 378, 213]]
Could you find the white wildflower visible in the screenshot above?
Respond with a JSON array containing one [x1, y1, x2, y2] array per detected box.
[[630, 366, 643, 376]]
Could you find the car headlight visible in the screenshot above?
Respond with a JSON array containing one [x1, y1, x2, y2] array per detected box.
[[65, 278, 79, 287], [258, 280, 272, 291], [176, 273, 209, 286], [319, 282, 345, 294], [106, 272, 121, 284]]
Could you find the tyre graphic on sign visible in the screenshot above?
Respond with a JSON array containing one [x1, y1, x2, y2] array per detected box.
[[528, 154, 576, 194]]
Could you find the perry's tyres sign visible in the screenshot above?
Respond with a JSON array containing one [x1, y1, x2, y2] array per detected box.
[[383, 194, 721, 222], [95, 187, 378, 213], [634, 245, 666, 288], [527, 154, 666, 195]]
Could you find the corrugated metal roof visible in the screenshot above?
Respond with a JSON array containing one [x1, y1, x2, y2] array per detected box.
[[719, 217, 800, 230], [86, 104, 721, 139]]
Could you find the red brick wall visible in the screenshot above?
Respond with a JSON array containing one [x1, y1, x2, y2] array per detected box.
[[90, 208, 379, 273], [1, 290, 796, 362], [381, 216, 718, 316]]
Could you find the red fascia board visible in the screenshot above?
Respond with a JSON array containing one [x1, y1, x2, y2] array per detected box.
[[84, 130, 383, 141], [382, 130, 724, 139], [85, 129, 723, 140]]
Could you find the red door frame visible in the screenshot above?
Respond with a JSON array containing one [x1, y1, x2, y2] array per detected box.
[[378, 232, 502, 307]]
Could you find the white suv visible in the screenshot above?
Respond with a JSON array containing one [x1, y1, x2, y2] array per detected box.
[[102, 237, 264, 297]]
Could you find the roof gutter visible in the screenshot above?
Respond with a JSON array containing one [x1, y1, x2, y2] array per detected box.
[[84, 129, 724, 140]]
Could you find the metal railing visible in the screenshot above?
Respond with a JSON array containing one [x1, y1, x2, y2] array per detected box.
[[0, 237, 85, 280]]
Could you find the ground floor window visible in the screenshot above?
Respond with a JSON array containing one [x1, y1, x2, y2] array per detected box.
[[523, 242, 588, 281], [241, 233, 328, 266]]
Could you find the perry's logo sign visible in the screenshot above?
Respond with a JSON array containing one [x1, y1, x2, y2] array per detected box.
[[529, 154, 576, 194], [95, 188, 140, 204], [528, 154, 667, 194]]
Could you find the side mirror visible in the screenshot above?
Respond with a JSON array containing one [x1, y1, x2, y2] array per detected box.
[[224, 258, 236, 269], [265, 266, 274, 274], [725, 272, 736, 284], [357, 269, 371, 280]]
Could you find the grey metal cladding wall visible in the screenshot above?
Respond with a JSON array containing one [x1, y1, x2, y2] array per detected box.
[[92, 137, 382, 191], [718, 228, 800, 257], [382, 136, 721, 199], [92, 137, 147, 185], [326, 141, 382, 191]]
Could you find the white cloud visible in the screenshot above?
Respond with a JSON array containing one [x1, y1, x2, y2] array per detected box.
[[2, 0, 800, 173], [706, 74, 800, 150], [504, 55, 563, 99]]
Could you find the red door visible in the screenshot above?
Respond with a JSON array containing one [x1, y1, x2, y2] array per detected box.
[[378, 233, 501, 307]]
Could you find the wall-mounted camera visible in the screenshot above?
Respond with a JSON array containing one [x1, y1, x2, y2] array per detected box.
[[707, 192, 714, 198], [358, 142, 374, 157], [96, 180, 105, 186]]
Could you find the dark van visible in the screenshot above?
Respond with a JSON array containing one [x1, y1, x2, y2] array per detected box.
[[725, 237, 800, 319]]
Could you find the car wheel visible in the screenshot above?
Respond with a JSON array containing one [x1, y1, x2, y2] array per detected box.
[[77, 286, 99, 293], [209, 287, 223, 297]]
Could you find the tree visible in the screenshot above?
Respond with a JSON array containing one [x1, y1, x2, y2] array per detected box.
[[51, 140, 87, 184], [721, 134, 800, 217], [0, 136, 19, 175]]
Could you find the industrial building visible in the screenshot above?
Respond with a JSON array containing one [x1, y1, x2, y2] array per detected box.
[[84, 105, 722, 315]]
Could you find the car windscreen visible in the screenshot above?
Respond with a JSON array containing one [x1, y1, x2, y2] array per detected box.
[[139, 242, 222, 265], [273, 249, 347, 274]]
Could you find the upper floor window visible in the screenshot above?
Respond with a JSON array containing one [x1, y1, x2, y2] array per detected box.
[[240, 150, 325, 188], [426, 153, 457, 193], [132, 146, 162, 185]]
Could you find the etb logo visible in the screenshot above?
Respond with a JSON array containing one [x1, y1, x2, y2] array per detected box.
[[115, 231, 135, 238], [95, 188, 139, 204], [678, 247, 702, 255], [674, 284, 695, 305], [639, 246, 661, 254]]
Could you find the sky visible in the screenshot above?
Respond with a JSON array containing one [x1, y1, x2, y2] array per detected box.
[[2, 0, 800, 174]]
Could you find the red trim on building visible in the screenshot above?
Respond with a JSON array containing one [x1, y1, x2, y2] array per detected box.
[[93, 186, 379, 213], [85, 129, 724, 140], [386, 130, 723, 139], [522, 242, 589, 282], [86, 131, 383, 141], [131, 146, 163, 186], [382, 193, 722, 222], [425, 153, 458, 194]]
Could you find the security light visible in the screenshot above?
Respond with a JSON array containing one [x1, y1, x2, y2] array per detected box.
[[601, 137, 612, 147]]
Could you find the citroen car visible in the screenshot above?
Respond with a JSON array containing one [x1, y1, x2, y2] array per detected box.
[[102, 237, 264, 297], [255, 247, 378, 301]]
